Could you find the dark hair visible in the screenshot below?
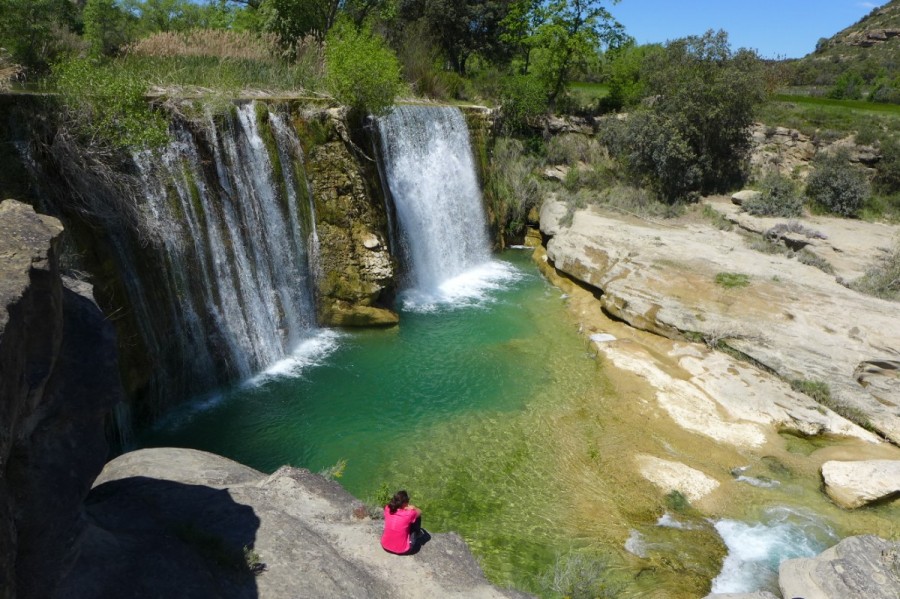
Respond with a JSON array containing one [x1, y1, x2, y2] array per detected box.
[[387, 490, 409, 514]]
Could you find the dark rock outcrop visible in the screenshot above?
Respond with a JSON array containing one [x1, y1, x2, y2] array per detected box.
[[60, 447, 528, 599], [0, 199, 122, 599]]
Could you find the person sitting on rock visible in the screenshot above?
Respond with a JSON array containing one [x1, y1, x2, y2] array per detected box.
[[381, 490, 427, 555]]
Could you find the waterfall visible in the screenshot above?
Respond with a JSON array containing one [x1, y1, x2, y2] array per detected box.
[[375, 105, 491, 292], [129, 101, 318, 404]]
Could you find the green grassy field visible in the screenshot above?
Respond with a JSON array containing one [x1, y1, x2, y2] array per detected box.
[[757, 93, 900, 139]]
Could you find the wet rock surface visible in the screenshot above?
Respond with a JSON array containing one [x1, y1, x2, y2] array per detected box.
[[779, 535, 900, 599]]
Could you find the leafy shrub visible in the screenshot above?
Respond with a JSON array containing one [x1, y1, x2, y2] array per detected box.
[[851, 241, 900, 301], [827, 70, 865, 100], [618, 111, 702, 203], [744, 173, 803, 217], [324, 19, 402, 116], [498, 74, 549, 134], [805, 150, 870, 217], [874, 138, 900, 195], [52, 58, 168, 149]]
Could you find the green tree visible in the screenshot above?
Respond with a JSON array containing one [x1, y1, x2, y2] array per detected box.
[[325, 18, 402, 116], [398, 0, 513, 75], [83, 0, 133, 56], [0, 0, 78, 71], [528, 0, 626, 105], [635, 30, 765, 198], [601, 41, 660, 110]]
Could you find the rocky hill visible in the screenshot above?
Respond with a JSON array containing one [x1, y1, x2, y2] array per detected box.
[[797, 0, 900, 82]]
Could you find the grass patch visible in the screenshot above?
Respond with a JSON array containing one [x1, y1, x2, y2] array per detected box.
[[757, 96, 900, 139], [714, 272, 750, 288], [790, 378, 875, 431], [701, 204, 733, 230]]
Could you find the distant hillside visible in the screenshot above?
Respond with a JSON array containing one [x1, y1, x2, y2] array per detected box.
[[793, 1, 900, 86]]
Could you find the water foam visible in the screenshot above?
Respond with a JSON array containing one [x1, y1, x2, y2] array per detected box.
[[400, 260, 525, 312], [710, 507, 837, 594], [249, 329, 343, 385]]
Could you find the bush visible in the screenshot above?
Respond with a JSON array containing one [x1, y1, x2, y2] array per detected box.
[[851, 241, 900, 301], [827, 70, 865, 100], [744, 173, 803, 217], [488, 137, 542, 238], [545, 134, 604, 166], [324, 19, 402, 116], [874, 138, 900, 195], [498, 74, 549, 134], [805, 150, 870, 217], [52, 58, 168, 149]]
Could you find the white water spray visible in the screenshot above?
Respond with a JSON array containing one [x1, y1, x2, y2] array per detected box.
[[376, 105, 492, 296]]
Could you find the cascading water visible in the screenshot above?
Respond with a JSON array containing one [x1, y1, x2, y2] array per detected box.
[[375, 105, 492, 295], [128, 101, 318, 409]]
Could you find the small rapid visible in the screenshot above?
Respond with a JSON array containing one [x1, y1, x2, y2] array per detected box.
[[710, 507, 838, 594]]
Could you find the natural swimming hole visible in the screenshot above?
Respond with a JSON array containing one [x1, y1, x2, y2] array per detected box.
[[140, 250, 898, 597]]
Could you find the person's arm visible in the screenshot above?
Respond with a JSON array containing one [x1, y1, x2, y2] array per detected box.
[[407, 504, 422, 517]]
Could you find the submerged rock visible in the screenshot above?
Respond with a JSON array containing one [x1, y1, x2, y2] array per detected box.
[[821, 459, 900, 509], [779, 535, 900, 599], [60, 447, 525, 599]]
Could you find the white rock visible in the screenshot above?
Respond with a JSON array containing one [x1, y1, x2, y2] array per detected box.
[[635, 455, 720, 502], [821, 459, 900, 509]]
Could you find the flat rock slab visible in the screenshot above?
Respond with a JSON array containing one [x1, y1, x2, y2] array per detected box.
[[62, 448, 526, 599], [541, 199, 900, 444], [635, 455, 720, 502], [779, 535, 900, 599], [821, 459, 900, 508]]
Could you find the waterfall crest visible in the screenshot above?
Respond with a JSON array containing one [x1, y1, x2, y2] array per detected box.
[[132, 102, 317, 398], [375, 105, 491, 292]]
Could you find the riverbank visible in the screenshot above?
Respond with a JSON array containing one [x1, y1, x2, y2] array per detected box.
[[531, 197, 900, 595]]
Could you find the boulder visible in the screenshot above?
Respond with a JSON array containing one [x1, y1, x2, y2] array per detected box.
[[730, 190, 761, 206], [779, 535, 900, 599], [58, 448, 527, 599], [821, 460, 900, 509]]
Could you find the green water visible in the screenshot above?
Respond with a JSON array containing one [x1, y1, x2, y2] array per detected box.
[[143, 250, 611, 593]]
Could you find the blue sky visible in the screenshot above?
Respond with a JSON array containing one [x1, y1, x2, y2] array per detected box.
[[607, 0, 892, 58]]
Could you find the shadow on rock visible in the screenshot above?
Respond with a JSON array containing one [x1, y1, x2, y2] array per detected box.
[[55, 476, 262, 599]]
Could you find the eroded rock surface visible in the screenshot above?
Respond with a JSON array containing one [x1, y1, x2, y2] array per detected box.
[[0, 200, 122, 599], [541, 197, 900, 444], [305, 110, 398, 327], [60, 448, 526, 599], [821, 459, 900, 508], [779, 535, 900, 599]]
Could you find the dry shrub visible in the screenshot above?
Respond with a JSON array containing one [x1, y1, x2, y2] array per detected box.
[[0, 51, 21, 90], [127, 29, 285, 62]]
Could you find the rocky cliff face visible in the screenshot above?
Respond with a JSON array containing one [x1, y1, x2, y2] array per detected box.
[[301, 108, 398, 327], [0, 200, 123, 599]]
